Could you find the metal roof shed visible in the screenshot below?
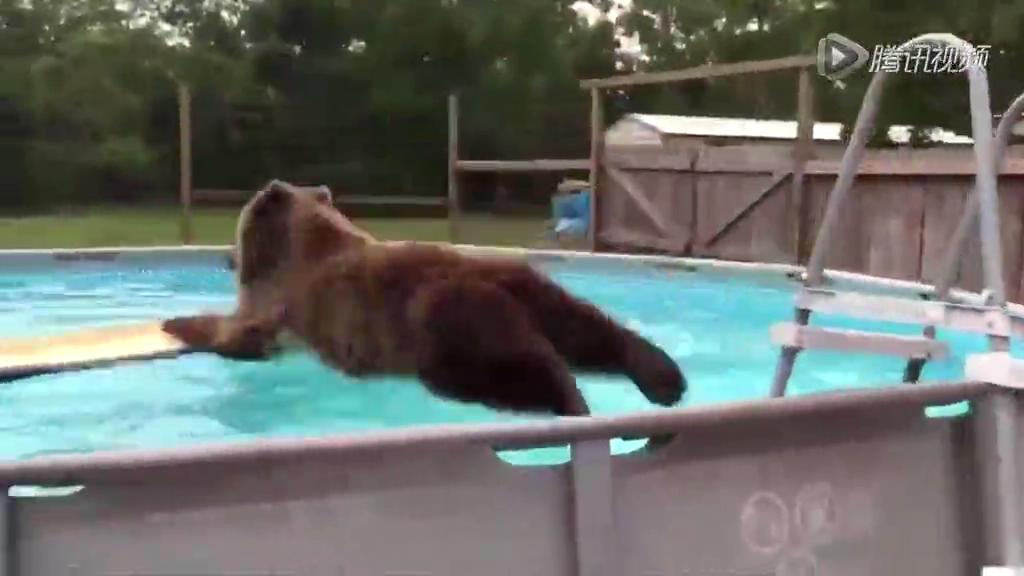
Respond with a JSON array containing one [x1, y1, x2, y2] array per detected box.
[[597, 113, 837, 262]]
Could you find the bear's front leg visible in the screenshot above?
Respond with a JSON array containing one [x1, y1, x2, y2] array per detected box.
[[163, 313, 282, 361]]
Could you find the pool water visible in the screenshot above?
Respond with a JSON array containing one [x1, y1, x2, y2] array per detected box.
[[0, 258, 999, 464]]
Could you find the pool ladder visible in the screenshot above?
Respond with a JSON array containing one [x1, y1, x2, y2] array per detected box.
[[770, 33, 1024, 397], [771, 39, 1024, 569]]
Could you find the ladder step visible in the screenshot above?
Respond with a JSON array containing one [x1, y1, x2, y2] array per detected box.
[[796, 288, 1017, 337], [965, 352, 1024, 388], [770, 322, 950, 360]]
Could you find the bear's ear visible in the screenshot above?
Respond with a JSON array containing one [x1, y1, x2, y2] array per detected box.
[[263, 179, 292, 193], [263, 180, 293, 204], [238, 183, 293, 285], [313, 185, 333, 206], [250, 180, 293, 218]]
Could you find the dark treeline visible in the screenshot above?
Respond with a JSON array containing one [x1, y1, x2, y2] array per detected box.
[[1, 0, 1022, 210]]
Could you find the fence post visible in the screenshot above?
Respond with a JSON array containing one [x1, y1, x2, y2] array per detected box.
[[178, 83, 193, 245], [791, 68, 814, 264], [588, 88, 604, 252], [447, 93, 461, 244]]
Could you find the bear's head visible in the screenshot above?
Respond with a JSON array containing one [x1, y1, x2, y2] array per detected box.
[[230, 180, 376, 296]]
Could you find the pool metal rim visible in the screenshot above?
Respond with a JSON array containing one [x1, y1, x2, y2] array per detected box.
[[0, 242, 1007, 310], [0, 379, 990, 486]]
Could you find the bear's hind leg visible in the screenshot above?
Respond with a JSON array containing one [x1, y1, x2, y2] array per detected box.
[[413, 281, 590, 417], [491, 266, 686, 407]]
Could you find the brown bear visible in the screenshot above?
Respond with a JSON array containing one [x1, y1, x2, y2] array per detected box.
[[162, 180, 686, 417]]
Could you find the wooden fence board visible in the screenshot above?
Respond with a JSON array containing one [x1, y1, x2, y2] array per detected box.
[[920, 178, 971, 286], [604, 149, 694, 171], [694, 172, 793, 263], [858, 176, 927, 281], [599, 169, 694, 252], [704, 171, 791, 248], [597, 143, 1024, 302], [931, 180, 1024, 298], [605, 167, 674, 238], [999, 180, 1024, 302], [802, 174, 864, 274]]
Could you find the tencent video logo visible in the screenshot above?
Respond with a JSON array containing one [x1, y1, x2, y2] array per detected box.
[[817, 33, 991, 79], [817, 33, 869, 80]]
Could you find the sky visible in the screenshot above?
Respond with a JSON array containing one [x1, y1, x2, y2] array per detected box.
[[571, 0, 643, 61], [571, 0, 633, 24]]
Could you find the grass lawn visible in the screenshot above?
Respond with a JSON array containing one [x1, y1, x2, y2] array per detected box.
[[0, 207, 550, 249]]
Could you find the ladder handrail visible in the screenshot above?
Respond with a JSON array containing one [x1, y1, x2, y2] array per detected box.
[[804, 34, 1005, 302], [772, 33, 1009, 399], [934, 91, 1024, 299]]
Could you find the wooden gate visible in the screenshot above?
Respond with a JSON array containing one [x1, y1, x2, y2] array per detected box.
[[597, 141, 810, 264]]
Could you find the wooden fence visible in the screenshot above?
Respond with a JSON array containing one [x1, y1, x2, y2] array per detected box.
[[596, 143, 1024, 302]]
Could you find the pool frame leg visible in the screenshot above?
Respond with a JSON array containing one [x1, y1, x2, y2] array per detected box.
[[0, 489, 15, 576], [770, 309, 810, 398], [902, 325, 936, 383], [570, 440, 619, 576], [974, 387, 1024, 568]]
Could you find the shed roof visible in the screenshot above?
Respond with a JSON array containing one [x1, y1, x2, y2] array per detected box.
[[620, 113, 974, 145]]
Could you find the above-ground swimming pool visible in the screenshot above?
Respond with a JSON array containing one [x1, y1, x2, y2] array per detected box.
[[0, 249, 1001, 464]]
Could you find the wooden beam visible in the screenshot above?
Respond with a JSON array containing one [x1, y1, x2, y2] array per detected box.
[[594, 151, 1024, 176], [803, 157, 1024, 176], [337, 195, 447, 207], [190, 188, 246, 204], [704, 171, 791, 248], [0, 321, 188, 382], [603, 149, 693, 171], [589, 88, 604, 251], [580, 55, 816, 90], [693, 156, 791, 174], [177, 83, 193, 245], [791, 68, 815, 264], [192, 189, 447, 207], [448, 93, 460, 243], [770, 322, 950, 360], [455, 159, 591, 172], [605, 152, 789, 174]]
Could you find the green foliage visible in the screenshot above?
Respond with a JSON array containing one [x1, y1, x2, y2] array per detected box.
[[2, 0, 1024, 210]]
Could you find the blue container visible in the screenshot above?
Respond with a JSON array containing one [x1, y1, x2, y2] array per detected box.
[[552, 190, 590, 235]]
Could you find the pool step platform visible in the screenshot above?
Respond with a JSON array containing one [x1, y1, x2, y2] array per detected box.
[[772, 287, 1024, 361], [966, 352, 1024, 388], [772, 287, 1024, 391], [794, 288, 1023, 337], [770, 322, 949, 359]]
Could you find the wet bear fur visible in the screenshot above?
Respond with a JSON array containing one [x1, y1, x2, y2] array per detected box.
[[162, 180, 686, 416]]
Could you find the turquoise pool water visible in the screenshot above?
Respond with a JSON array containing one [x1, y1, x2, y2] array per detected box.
[[0, 257, 996, 464]]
